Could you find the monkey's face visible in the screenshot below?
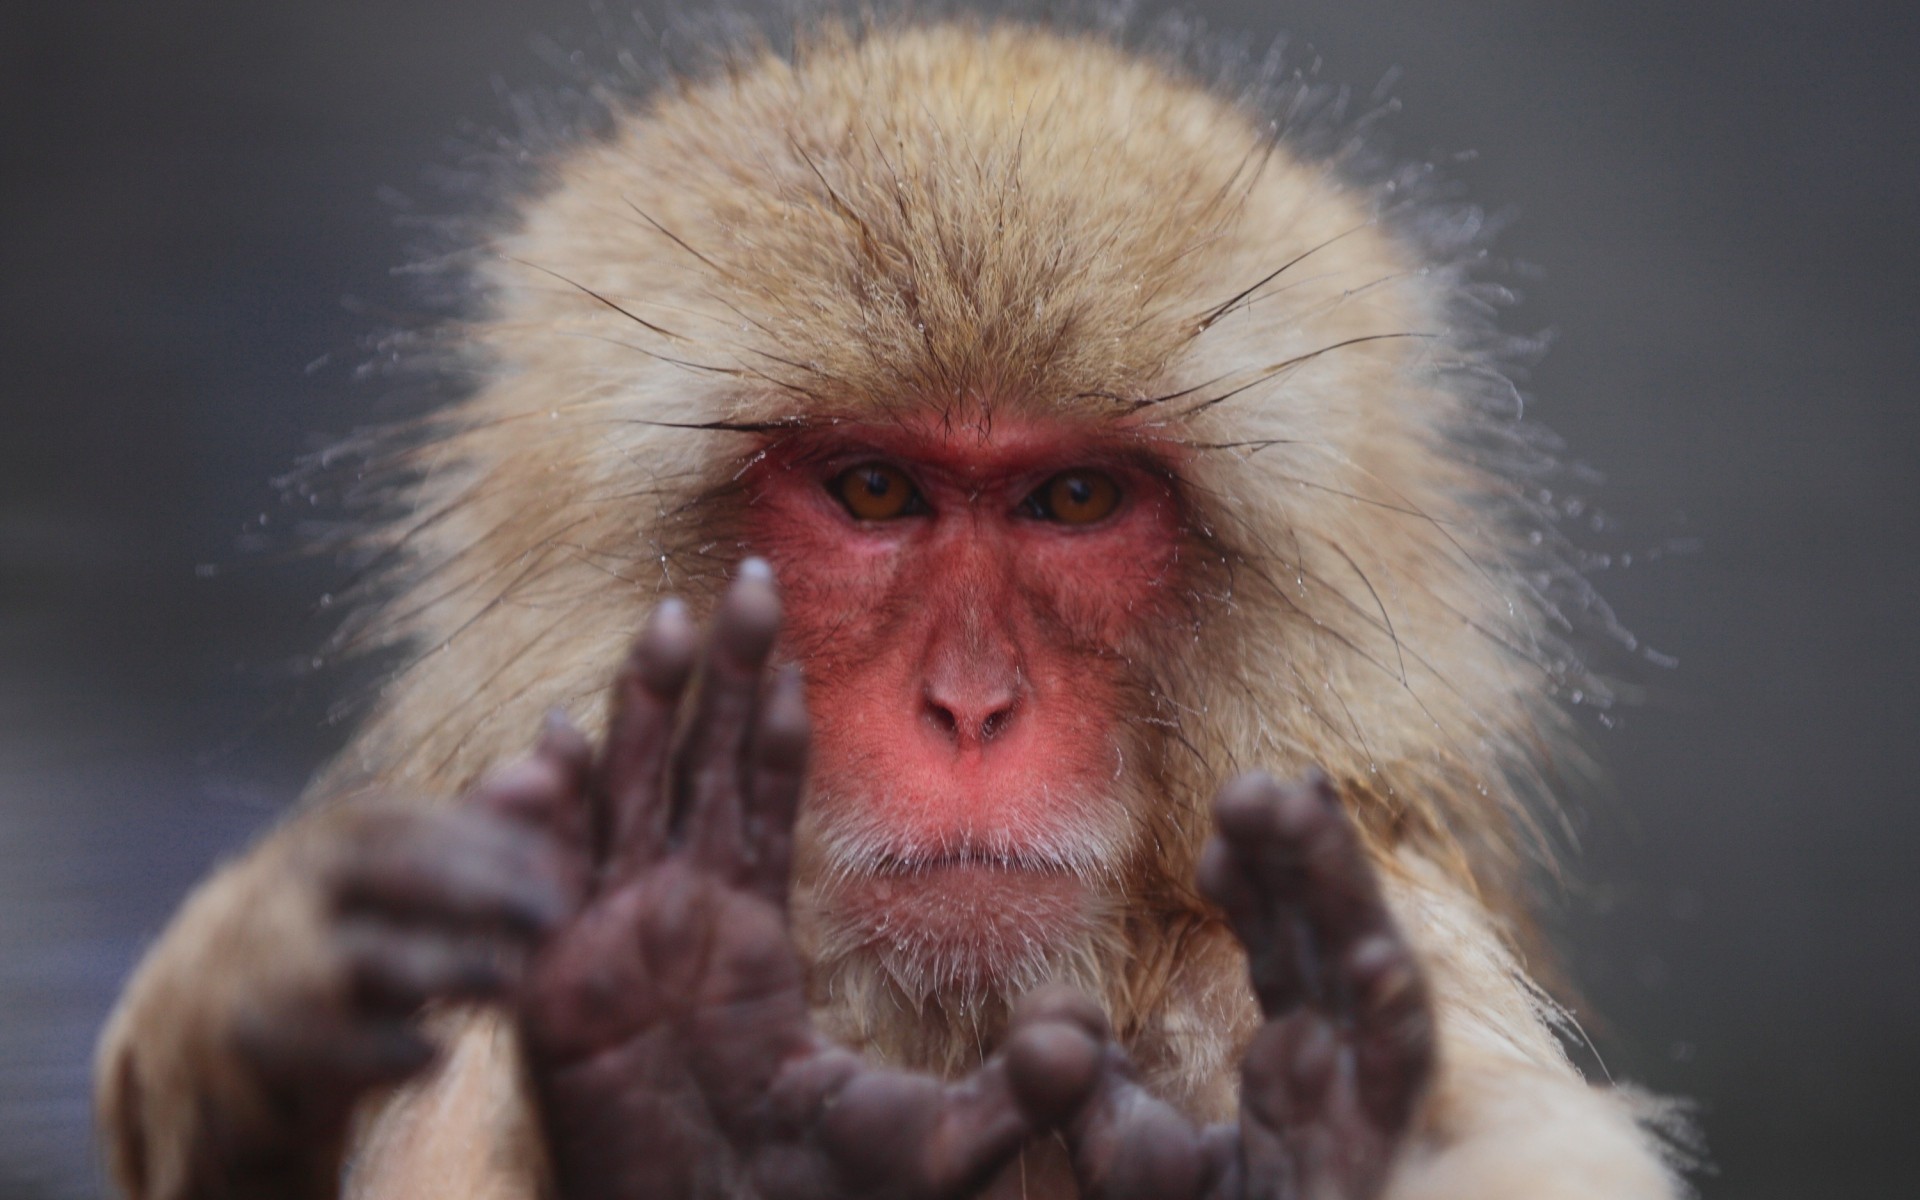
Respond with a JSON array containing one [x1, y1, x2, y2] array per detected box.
[[743, 407, 1188, 994]]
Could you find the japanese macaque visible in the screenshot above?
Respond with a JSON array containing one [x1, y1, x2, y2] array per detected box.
[[94, 13, 1684, 1200]]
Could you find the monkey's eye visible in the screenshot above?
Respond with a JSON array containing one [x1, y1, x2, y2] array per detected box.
[[831, 462, 925, 521], [1025, 470, 1121, 525]]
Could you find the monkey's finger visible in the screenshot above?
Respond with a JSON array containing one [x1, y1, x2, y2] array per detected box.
[[600, 598, 698, 880], [1242, 998, 1421, 1200], [1233, 1011, 1353, 1200], [1279, 773, 1394, 971], [678, 559, 781, 874], [467, 721, 594, 881], [1345, 934, 1435, 1133], [1240, 1011, 1340, 1133], [1003, 1006, 1107, 1129], [1214, 771, 1395, 1016], [234, 1007, 436, 1098], [817, 1059, 1032, 1199], [740, 664, 810, 907], [1197, 834, 1282, 970], [1202, 775, 1311, 1014], [330, 813, 571, 940], [328, 1022, 442, 1092], [1059, 1044, 1214, 1200], [339, 922, 517, 1015]]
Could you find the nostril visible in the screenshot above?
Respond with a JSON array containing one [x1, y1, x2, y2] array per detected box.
[[921, 680, 1018, 746], [979, 706, 1012, 742]]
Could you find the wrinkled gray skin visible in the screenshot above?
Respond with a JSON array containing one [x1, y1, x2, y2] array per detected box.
[[251, 562, 1433, 1200]]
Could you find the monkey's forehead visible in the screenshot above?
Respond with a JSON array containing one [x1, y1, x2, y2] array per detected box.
[[481, 20, 1437, 428]]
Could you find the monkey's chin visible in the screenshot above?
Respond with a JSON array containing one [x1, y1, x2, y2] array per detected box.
[[825, 864, 1104, 997]]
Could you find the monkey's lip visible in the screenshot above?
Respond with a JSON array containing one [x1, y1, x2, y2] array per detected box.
[[811, 840, 1106, 980], [867, 848, 1080, 875], [832, 861, 1091, 948], [831, 854, 1093, 920]]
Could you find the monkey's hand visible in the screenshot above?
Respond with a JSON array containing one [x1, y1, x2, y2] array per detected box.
[[94, 753, 582, 1200], [517, 564, 1102, 1200], [1044, 772, 1436, 1200]]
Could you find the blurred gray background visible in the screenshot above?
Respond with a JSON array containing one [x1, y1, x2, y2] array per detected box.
[[2, 1, 1914, 1196]]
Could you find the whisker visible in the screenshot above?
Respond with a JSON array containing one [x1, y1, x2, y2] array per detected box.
[[1192, 221, 1371, 331]]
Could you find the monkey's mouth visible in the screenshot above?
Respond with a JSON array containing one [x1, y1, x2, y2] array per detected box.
[[807, 794, 1129, 887], [801, 782, 1129, 969], [867, 847, 1082, 877], [819, 857, 1098, 982]]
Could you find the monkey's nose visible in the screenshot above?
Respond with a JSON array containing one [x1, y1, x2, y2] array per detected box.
[[921, 676, 1020, 748]]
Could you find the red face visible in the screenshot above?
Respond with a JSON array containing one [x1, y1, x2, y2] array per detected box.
[[743, 410, 1188, 989]]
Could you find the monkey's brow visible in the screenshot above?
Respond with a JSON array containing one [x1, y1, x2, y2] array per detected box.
[[627, 416, 818, 435], [759, 424, 1188, 471]]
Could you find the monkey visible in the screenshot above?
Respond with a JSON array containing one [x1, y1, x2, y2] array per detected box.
[[92, 11, 1686, 1200]]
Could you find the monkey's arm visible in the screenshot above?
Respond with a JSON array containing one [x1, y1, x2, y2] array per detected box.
[[1371, 860, 1684, 1200], [93, 771, 581, 1200], [98, 571, 1096, 1200], [1049, 775, 1683, 1200]]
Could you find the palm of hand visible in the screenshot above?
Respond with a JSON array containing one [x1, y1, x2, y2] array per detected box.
[[526, 862, 817, 1200], [1043, 772, 1437, 1200]]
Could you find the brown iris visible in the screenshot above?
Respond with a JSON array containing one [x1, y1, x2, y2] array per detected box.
[[1032, 470, 1121, 525], [832, 463, 920, 520]]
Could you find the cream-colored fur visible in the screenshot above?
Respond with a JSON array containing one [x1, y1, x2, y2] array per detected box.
[[96, 16, 1682, 1200]]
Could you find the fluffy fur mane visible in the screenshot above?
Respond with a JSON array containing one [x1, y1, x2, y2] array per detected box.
[[306, 10, 1613, 1103]]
